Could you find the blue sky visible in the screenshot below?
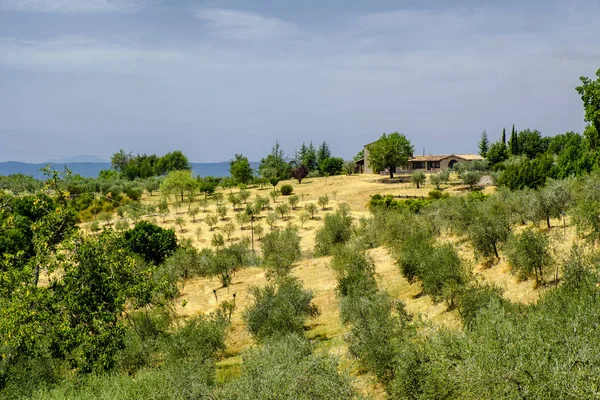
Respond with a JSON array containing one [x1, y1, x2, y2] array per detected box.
[[1, 0, 598, 163]]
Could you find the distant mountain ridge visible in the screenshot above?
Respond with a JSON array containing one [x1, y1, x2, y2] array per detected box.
[[0, 161, 256, 179]]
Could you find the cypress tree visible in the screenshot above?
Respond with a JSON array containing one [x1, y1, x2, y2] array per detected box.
[[501, 127, 506, 144]]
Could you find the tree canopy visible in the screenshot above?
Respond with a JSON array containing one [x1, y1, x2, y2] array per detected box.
[[367, 132, 414, 178]]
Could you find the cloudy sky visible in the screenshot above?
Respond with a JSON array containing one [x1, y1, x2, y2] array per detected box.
[[1, 0, 598, 163]]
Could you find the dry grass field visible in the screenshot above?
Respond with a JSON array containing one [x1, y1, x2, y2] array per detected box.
[[83, 172, 571, 399]]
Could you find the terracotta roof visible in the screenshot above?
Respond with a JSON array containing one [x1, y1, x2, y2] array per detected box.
[[409, 154, 484, 162], [410, 155, 452, 162], [455, 154, 484, 161]]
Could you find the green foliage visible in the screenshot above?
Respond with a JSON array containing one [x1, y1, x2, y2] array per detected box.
[[316, 141, 332, 172], [295, 142, 318, 172], [318, 194, 329, 210], [485, 141, 508, 165], [160, 170, 196, 202], [275, 202, 290, 219], [258, 141, 291, 180], [110, 149, 190, 180], [576, 69, 600, 148], [229, 154, 254, 185], [205, 240, 254, 287], [478, 130, 490, 157], [366, 132, 414, 178], [243, 277, 319, 341], [571, 172, 600, 243], [122, 221, 177, 265], [314, 205, 353, 256], [216, 334, 356, 400], [529, 178, 573, 228], [265, 211, 278, 230], [280, 184, 293, 195], [331, 244, 378, 297], [461, 170, 482, 190], [368, 194, 432, 213], [261, 226, 302, 279], [205, 213, 218, 231], [467, 197, 511, 260], [505, 228, 552, 284], [411, 171, 426, 188], [288, 194, 300, 209], [497, 155, 552, 190], [304, 202, 318, 219], [341, 292, 411, 384], [319, 157, 344, 176]]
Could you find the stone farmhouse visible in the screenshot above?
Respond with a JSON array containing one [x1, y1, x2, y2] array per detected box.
[[356, 142, 483, 174]]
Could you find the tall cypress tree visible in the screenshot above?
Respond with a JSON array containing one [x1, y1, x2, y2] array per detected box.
[[508, 125, 519, 156], [501, 127, 506, 144]]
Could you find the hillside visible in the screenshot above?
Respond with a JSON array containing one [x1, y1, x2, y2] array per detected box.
[[78, 173, 550, 398]]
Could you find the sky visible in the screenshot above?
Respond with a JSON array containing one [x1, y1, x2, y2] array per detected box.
[[1, 0, 599, 163]]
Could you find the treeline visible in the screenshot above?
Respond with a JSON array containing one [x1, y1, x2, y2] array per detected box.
[[481, 68, 600, 190], [109, 149, 190, 180], [230, 140, 352, 185]]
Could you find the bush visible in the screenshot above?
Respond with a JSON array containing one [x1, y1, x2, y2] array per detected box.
[[505, 228, 552, 285], [122, 221, 178, 265], [411, 171, 426, 188], [243, 277, 319, 341], [280, 184, 293, 196], [340, 292, 411, 384], [319, 157, 345, 176], [331, 244, 378, 297], [216, 335, 356, 400], [261, 226, 302, 279], [314, 205, 353, 256]]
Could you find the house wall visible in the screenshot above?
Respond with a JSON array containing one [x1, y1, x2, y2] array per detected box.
[[409, 157, 466, 171], [440, 157, 463, 170], [363, 145, 373, 174]]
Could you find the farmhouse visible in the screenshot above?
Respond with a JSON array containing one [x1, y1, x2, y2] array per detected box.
[[407, 154, 484, 171], [358, 141, 483, 174]]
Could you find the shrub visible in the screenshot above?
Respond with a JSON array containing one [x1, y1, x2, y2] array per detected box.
[[331, 244, 378, 297], [411, 171, 426, 188], [319, 157, 344, 176], [280, 184, 293, 196], [123, 221, 177, 265], [261, 226, 302, 279], [505, 228, 552, 285], [314, 205, 353, 256], [216, 335, 356, 400], [288, 195, 300, 209], [243, 277, 319, 341], [275, 203, 290, 219], [340, 292, 411, 384], [461, 170, 482, 190], [318, 195, 329, 210], [305, 203, 318, 219]]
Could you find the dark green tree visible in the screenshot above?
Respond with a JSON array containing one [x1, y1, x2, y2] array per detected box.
[[123, 221, 178, 265], [576, 68, 600, 149], [229, 154, 254, 185], [479, 130, 490, 157], [259, 141, 291, 180], [366, 132, 414, 179]]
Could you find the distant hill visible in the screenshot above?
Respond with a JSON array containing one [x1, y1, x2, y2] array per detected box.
[[0, 161, 259, 179]]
